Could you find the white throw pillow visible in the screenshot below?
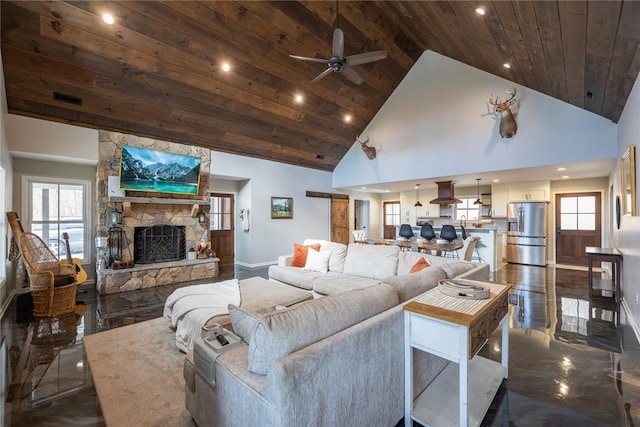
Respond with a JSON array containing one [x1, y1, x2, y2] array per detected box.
[[303, 249, 332, 273]]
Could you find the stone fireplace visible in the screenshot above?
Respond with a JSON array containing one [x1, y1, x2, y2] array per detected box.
[[134, 225, 187, 264], [96, 131, 218, 294]]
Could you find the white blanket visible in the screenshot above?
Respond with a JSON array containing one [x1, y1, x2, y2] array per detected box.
[[163, 279, 241, 352]]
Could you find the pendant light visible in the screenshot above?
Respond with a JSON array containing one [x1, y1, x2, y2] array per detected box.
[[414, 184, 423, 207], [473, 178, 484, 205]]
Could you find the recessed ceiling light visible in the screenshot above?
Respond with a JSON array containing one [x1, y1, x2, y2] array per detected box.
[[493, 179, 500, 183], [102, 13, 115, 25], [503, 63, 511, 69], [362, 186, 367, 190], [221, 62, 231, 72], [562, 175, 570, 179], [557, 167, 566, 171], [344, 114, 352, 123], [475, 8, 486, 15], [294, 94, 303, 104]]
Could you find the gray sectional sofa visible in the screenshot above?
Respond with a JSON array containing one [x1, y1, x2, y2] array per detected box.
[[268, 239, 489, 300], [184, 239, 491, 426]]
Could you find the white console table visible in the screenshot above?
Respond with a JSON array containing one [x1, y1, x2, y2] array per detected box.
[[404, 281, 510, 427]]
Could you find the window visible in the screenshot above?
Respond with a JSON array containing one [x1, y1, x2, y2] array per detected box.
[[210, 195, 232, 231], [560, 196, 596, 230], [23, 176, 91, 263], [456, 197, 480, 222]]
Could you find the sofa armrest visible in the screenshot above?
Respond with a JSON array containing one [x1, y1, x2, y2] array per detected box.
[[277, 254, 293, 267], [457, 262, 490, 281]]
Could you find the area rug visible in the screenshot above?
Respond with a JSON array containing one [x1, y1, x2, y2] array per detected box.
[[83, 317, 195, 427]]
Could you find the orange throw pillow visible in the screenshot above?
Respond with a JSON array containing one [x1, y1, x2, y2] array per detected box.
[[291, 243, 322, 267], [410, 257, 431, 273]]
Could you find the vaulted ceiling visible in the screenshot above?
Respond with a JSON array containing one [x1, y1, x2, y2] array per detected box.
[[2, 1, 640, 172]]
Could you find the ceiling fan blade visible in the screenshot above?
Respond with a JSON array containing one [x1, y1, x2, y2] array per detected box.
[[332, 28, 344, 58], [340, 66, 363, 85], [310, 67, 334, 84], [289, 54, 330, 64], [346, 50, 388, 66]]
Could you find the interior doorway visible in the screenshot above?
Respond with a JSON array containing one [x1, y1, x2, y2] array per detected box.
[[210, 193, 235, 274], [383, 201, 401, 239], [555, 192, 601, 267], [354, 200, 370, 239]]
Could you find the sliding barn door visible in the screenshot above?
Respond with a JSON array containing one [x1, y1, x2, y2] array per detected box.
[[331, 197, 349, 244]]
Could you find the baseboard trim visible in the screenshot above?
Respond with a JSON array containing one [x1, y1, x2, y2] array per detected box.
[[622, 298, 640, 345]]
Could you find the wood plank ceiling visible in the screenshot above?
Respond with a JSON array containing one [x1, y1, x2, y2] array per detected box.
[[2, 1, 640, 171]]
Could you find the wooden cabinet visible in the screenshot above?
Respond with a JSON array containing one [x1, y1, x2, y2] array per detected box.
[[508, 181, 549, 202], [491, 184, 509, 217]]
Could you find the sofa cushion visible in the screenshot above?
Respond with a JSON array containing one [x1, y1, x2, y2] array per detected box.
[[247, 284, 399, 375], [382, 266, 447, 302], [303, 249, 332, 273], [291, 243, 321, 267], [441, 261, 479, 278], [343, 243, 400, 279], [267, 266, 330, 290], [303, 239, 348, 273], [312, 274, 381, 296]]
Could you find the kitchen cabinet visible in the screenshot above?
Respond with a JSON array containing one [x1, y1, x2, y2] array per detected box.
[[508, 181, 549, 202], [491, 184, 509, 217]]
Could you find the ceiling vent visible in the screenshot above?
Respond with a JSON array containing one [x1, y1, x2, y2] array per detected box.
[[429, 180, 463, 205], [53, 92, 83, 106]]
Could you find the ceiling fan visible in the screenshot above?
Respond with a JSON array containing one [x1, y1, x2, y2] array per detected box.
[[289, 27, 388, 85]]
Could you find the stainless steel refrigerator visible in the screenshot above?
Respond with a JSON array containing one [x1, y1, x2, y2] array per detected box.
[[507, 201, 548, 266]]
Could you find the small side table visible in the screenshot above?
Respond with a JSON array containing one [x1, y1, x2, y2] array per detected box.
[[586, 247, 622, 303], [404, 281, 511, 427]]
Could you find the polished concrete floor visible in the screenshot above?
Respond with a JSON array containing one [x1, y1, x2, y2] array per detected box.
[[1, 263, 639, 426]]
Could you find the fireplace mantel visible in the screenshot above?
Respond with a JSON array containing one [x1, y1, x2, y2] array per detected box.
[[109, 196, 210, 205]]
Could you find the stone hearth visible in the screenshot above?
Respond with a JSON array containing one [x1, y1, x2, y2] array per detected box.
[[97, 258, 219, 294]]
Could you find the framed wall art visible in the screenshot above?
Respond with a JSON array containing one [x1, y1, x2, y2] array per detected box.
[[271, 197, 293, 219], [620, 144, 636, 216]]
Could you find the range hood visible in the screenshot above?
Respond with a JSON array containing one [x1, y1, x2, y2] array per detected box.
[[429, 180, 463, 205]]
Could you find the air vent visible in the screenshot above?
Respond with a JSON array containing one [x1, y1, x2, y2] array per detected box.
[[316, 154, 325, 160], [53, 92, 83, 106], [585, 91, 595, 100]]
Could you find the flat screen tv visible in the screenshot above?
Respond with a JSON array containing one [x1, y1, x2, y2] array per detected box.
[[119, 145, 201, 195]]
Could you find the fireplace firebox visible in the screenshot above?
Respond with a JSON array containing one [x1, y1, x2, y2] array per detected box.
[[134, 225, 186, 264]]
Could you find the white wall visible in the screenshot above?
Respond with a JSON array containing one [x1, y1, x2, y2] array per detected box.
[[334, 51, 617, 189], [614, 69, 640, 336], [6, 114, 98, 165], [0, 45, 14, 312], [209, 152, 337, 266]]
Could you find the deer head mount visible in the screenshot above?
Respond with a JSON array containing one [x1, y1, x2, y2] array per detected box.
[[357, 134, 376, 160], [489, 89, 518, 138]]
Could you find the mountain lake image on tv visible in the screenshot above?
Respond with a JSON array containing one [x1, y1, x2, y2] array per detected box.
[[119, 146, 201, 195]]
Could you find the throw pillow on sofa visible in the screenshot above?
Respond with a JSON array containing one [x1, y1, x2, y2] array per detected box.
[[410, 257, 431, 273], [291, 243, 321, 267], [303, 249, 332, 273], [441, 261, 478, 278], [247, 283, 399, 375]]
